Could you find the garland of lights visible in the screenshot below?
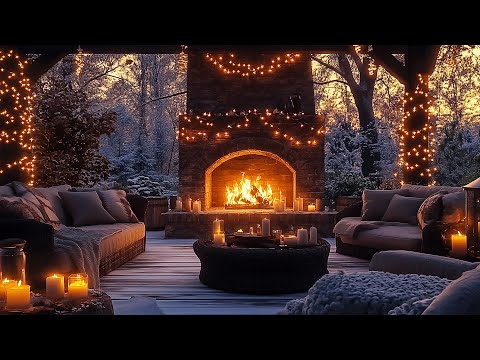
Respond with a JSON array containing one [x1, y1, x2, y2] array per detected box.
[[398, 73, 436, 183], [205, 53, 301, 77], [0, 50, 35, 185], [178, 109, 323, 146]]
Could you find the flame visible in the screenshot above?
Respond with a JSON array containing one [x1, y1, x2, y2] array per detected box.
[[225, 172, 274, 206], [2, 278, 9, 284], [17, 281, 21, 287], [458, 231, 462, 236]]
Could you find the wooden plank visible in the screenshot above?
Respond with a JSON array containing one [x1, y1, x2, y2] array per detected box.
[[100, 231, 369, 315]]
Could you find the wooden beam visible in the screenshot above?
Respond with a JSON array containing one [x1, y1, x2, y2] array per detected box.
[[368, 47, 407, 85]]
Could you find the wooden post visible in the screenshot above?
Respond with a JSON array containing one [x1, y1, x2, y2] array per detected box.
[[401, 46, 439, 185]]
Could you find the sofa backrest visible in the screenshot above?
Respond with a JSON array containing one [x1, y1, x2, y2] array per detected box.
[[401, 184, 462, 199]]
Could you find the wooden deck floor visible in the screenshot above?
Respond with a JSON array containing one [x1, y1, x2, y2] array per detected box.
[[100, 231, 370, 315]]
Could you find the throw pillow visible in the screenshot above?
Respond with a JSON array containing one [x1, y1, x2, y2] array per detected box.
[[381, 194, 425, 225], [35, 185, 72, 225], [441, 191, 465, 224], [0, 183, 15, 196], [97, 190, 139, 223], [417, 191, 449, 230], [10, 181, 30, 196], [59, 191, 116, 227], [361, 188, 409, 221], [0, 197, 45, 222], [422, 267, 480, 315]]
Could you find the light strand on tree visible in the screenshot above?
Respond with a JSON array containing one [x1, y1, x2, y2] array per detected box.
[[0, 50, 35, 185], [177, 109, 323, 146], [205, 53, 301, 77], [398, 73, 436, 184], [75, 45, 85, 77], [353, 45, 377, 76]]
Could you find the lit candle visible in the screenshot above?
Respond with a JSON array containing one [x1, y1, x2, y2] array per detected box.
[[185, 196, 192, 212], [249, 226, 254, 234], [176, 199, 183, 211], [213, 232, 225, 246], [315, 199, 322, 211], [308, 204, 315, 212], [309, 226, 318, 245], [0, 278, 16, 301], [68, 273, 88, 300], [297, 228, 308, 245], [192, 200, 201, 213], [6, 281, 30, 309], [262, 218, 271, 237], [213, 218, 222, 234], [451, 231, 467, 258], [46, 274, 65, 300]]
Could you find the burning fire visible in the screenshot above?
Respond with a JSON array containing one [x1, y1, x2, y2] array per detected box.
[[225, 172, 274, 207]]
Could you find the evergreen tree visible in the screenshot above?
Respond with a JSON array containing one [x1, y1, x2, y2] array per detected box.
[[34, 76, 116, 187]]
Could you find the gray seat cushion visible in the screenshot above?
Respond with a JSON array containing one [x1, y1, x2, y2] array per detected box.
[[340, 224, 422, 251], [79, 223, 146, 258]]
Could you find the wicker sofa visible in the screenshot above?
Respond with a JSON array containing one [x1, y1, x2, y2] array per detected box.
[[334, 184, 465, 260], [0, 182, 148, 290]]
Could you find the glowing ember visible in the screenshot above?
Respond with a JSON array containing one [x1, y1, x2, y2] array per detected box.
[[225, 172, 274, 207]]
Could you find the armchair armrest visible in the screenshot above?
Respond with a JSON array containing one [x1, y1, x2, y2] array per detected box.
[[334, 201, 363, 223], [126, 194, 149, 222], [0, 219, 54, 252], [369, 250, 478, 280]]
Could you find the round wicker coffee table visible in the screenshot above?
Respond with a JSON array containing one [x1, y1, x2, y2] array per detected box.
[[193, 239, 330, 294]]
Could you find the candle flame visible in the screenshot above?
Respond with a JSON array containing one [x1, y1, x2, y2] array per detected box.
[[458, 231, 462, 236], [2, 278, 9, 284], [17, 281, 21, 287]]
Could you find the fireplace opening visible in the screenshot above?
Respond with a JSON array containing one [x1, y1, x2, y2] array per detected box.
[[205, 150, 296, 210]]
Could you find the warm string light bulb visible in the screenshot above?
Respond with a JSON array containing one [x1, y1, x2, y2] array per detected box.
[[0, 50, 35, 185], [398, 73, 435, 183], [178, 109, 323, 146], [205, 53, 301, 77]]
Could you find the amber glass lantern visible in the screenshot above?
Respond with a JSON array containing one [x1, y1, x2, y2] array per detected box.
[[463, 177, 480, 259]]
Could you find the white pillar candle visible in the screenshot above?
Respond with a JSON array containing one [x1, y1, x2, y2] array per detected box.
[[309, 226, 318, 245], [297, 228, 308, 246], [6, 281, 30, 309], [282, 235, 297, 246], [185, 197, 192, 212], [315, 199, 322, 211], [451, 232, 467, 258], [46, 274, 65, 300], [294, 198, 299, 211], [249, 226, 254, 234], [213, 218, 222, 234], [262, 218, 271, 237], [298, 198, 304, 211], [176, 199, 183, 211], [279, 191, 284, 203], [308, 204, 315, 212], [213, 232, 225, 246], [192, 200, 201, 213], [0, 278, 16, 301]]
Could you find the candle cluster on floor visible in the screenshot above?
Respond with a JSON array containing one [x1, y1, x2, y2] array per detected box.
[[177, 110, 324, 146]]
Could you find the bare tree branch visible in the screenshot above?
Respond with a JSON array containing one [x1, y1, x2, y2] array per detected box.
[[337, 54, 359, 90], [314, 79, 349, 86], [311, 55, 345, 77], [350, 51, 363, 72], [80, 65, 121, 90], [378, 78, 392, 103], [142, 91, 187, 106]]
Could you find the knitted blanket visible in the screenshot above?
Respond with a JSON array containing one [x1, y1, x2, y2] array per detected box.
[[281, 271, 450, 315], [54, 227, 120, 289]]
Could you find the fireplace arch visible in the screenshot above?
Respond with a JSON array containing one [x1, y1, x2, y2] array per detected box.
[[205, 150, 296, 210]]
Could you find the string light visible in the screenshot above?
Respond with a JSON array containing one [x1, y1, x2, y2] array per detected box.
[[0, 50, 35, 185], [205, 53, 301, 77], [398, 73, 435, 184], [75, 45, 85, 77], [352, 45, 377, 76], [178, 109, 324, 146]]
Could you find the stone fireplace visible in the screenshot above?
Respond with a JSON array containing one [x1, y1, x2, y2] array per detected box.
[[164, 51, 334, 238]]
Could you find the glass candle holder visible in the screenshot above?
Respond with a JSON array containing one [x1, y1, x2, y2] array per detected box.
[[272, 229, 283, 240], [68, 273, 89, 300], [0, 240, 26, 284]]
